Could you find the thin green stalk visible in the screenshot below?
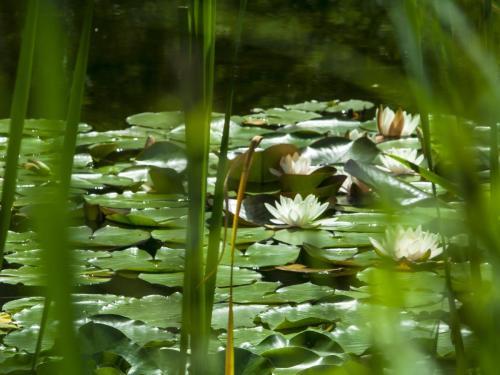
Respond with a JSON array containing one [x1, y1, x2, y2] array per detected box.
[[179, 1, 216, 373], [0, 0, 39, 269], [31, 297, 51, 370], [204, 0, 248, 331], [225, 136, 262, 375], [59, 1, 94, 193], [177, 6, 191, 373], [389, 1, 467, 370], [34, 2, 94, 373]]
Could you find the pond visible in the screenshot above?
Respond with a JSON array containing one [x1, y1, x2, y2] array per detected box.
[[0, 1, 498, 375], [1, 1, 407, 130]]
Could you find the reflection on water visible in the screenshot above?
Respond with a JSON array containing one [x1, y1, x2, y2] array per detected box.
[[0, 1, 408, 131]]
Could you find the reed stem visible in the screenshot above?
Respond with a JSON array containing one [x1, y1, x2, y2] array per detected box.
[[0, 0, 39, 269], [34, 2, 94, 373], [205, 0, 248, 332], [179, 1, 216, 373]]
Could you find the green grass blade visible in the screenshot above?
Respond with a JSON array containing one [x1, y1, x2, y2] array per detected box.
[[33, 2, 94, 373], [204, 0, 248, 331], [179, 1, 216, 373], [0, 0, 39, 269], [225, 136, 262, 375]]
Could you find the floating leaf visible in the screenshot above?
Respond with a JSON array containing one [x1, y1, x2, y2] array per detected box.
[[135, 141, 187, 172], [284, 100, 329, 113], [302, 137, 379, 165], [70, 226, 150, 248], [211, 305, 268, 330], [140, 266, 261, 288], [345, 160, 435, 206], [126, 111, 185, 130], [325, 100, 374, 114]]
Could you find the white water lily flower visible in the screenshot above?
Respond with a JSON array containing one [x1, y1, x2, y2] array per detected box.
[[369, 226, 443, 262], [264, 194, 329, 228], [270, 152, 319, 176], [376, 105, 420, 137], [379, 148, 424, 175]]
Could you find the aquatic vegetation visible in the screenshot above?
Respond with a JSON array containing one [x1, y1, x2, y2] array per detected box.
[[0, 0, 499, 374], [376, 105, 420, 138], [378, 148, 424, 175], [264, 194, 329, 228], [369, 226, 443, 262]]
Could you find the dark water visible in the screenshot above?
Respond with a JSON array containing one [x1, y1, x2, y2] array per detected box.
[[0, 1, 409, 131]]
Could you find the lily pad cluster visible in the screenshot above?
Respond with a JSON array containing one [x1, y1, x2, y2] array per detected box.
[[0, 99, 486, 373]]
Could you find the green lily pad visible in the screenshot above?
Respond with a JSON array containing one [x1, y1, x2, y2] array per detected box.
[[216, 282, 334, 305], [4, 324, 56, 353], [89, 247, 184, 272], [284, 100, 329, 113], [100, 293, 183, 329], [135, 141, 187, 172], [261, 346, 320, 368], [345, 160, 435, 206], [70, 226, 150, 248], [357, 267, 445, 291], [273, 229, 335, 247], [263, 282, 335, 304], [302, 137, 379, 165], [151, 227, 272, 245], [0, 118, 91, 138], [208, 347, 274, 375], [325, 100, 374, 114], [289, 330, 343, 355], [216, 282, 280, 303], [84, 192, 185, 209], [258, 301, 354, 330], [221, 242, 301, 268], [0, 265, 111, 286], [126, 111, 185, 130], [147, 167, 185, 194], [258, 131, 322, 149], [240, 108, 322, 126], [289, 119, 362, 136], [169, 118, 261, 147], [105, 207, 188, 228], [140, 266, 261, 288], [71, 173, 137, 190], [303, 245, 358, 264], [211, 304, 268, 330], [90, 316, 176, 347]]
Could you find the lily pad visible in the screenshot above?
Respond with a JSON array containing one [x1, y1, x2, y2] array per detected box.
[[140, 266, 261, 288], [302, 137, 379, 165], [89, 247, 184, 272], [325, 100, 374, 114], [211, 304, 268, 330], [135, 141, 187, 172], [70, 226, 150, 248], [345, 160, 435, 206], [126, 111, 185, 130], [223, 242, 301, 268], [84, 192, 185, 209]]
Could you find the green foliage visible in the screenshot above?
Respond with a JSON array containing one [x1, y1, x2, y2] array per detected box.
[[0, 1, 499, 374]]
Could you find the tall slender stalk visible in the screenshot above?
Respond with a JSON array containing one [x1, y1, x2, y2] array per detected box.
[[0, 0, 39, 269], [225, 136, 262, 375], [179, 1, 216, 373], [389, 1, 467, 371], [204, 0, 248, 331], [33, 1, 94, 373]]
